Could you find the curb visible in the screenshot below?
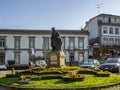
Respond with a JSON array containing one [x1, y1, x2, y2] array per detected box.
[[0, 81, 120, 90]]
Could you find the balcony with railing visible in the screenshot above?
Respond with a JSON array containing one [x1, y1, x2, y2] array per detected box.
[[102, 43, 120, 47], [98, 20, 120, 25]]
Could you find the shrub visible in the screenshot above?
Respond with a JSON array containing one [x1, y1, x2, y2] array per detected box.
[[39, 71, 63, 75], [62, 76, 85, 82], [94, 68, 101, 72], [96, 71, 111, 77], [64, 66, 79, 70], [20, 75, 40, 80], [41, 75, 63, 80], [60, 70, 70, 74], [77, 69, 97, 75], [62, 71, 86, 82], [32, 66, 46, 71], [7, 60, 15, 66], [6, 74, 16, 77], [16, 69, 32, 75], [48, 67, 59, 71], [7, 64, 29, 70]]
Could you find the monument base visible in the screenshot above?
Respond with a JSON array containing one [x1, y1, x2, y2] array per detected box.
[[48, 51, 65, 68]]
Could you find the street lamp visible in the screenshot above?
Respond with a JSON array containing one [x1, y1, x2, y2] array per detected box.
[[42, 43, 48, 61], [31, 48, 35, 63]]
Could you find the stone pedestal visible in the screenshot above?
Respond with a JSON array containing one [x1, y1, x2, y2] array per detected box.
[[48, 51, 65, 67]]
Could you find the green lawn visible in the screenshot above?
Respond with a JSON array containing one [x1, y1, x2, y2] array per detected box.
[[101, 85, 120, 90], [0, 67, 120, 89], [0, 74, 120, 88]]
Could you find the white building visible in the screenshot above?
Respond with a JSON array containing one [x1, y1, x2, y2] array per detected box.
[[0, 29, 89, 66], [84, 14, 120, 58]]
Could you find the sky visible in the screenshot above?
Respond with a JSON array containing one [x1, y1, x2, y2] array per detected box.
[[0, 0, 120, 30]]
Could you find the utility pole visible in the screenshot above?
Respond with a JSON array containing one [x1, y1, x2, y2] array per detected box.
[[96, 3, 103, 15]]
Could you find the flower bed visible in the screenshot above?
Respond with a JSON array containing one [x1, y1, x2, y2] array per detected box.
[[63, 73, 86, 82], [96, 71, 111, 77], [0, 66, 120, 89]]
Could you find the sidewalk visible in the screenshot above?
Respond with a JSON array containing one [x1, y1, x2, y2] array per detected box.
[[0, 70, 11, 77]]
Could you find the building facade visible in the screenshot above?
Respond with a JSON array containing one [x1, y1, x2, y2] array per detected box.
[[84, 14, 120, 59], [0, 29, 89, 66]]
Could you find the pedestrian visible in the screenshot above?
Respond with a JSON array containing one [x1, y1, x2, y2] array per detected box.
[[29, 61, 33, 69]]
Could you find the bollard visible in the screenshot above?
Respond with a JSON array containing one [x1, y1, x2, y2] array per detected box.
[[12, 68, 15, 73], [119, 66, 120, 74]]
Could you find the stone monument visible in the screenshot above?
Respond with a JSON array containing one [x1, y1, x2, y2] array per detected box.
[[48, 27, 65, 67]]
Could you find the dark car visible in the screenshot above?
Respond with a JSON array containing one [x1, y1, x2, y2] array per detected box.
[[100, 58, 120, 72], [99, 58, 107, 64], [79, 59, 100, 69]]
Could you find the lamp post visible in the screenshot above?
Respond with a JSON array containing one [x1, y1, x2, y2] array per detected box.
[[42, 43, 48, 61], [31, 48, 35, 64]]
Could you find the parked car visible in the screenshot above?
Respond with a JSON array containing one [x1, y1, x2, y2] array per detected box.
[[100, 58, 120, 72], [79, 59, 100, 69], [99, 58, 108, 64], [0, 64, 7, 70], [34, 60, 47, 66]]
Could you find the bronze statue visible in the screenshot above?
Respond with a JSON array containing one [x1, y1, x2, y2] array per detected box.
[[51, 27, 62, 51]]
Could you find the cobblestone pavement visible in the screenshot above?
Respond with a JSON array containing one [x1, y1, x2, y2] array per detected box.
[[0, 70, 14, 90], [0, 86, 13, 90], [0, 70, 11, 77]]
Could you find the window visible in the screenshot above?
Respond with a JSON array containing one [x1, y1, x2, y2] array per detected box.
[[103, 17, 105, 21], [29, 37, 35, 49], [115, 38, 119, 46], [69, 53, 74, 63], [108, 17, 111, 23], [43, 37, 49, 50], [14, 53, 20, 64], [109, 38, 114, 46], [114, 18, 117, 22], [14, 37, 20, 49], [115, 27, 119, 34], [78, 38, 84, 50], [119, 39, 120, 46], [0, 53, 5, 65], [103, 38, 108, 46], [0, 38, 5, 48], [69, 37, 75, 50], [103, 27, 108, 34], [109, 27, 114, 34], [61, 37, 65, 50]]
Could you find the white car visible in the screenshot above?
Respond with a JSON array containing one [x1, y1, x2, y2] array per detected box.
[[34, 60, 47, 66], [79, 59, 100, 69], [0, 64, 7, 70]]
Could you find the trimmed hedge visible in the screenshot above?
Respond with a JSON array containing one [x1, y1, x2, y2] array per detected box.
[[15, 69, 33, 76], [7, 60, 15, 66], [20, 75, 40, 80], [41, 75, 63, 80], [63, 76, 85, 82], [61, 71, 70, 74], [77, 69, 97, 75], [7, 65, 29, 70], [32, 66, 46, 71], [6, 74, 16, 77], [37, 71, 63, 75], [96, 72, 110, 77]]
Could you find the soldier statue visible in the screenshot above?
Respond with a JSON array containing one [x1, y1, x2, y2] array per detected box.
[[51, 27, 62, 51]]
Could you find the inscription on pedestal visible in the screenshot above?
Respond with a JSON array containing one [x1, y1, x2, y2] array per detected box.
[[50, 55, 57, 65], [48, 51, 65, 67]]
